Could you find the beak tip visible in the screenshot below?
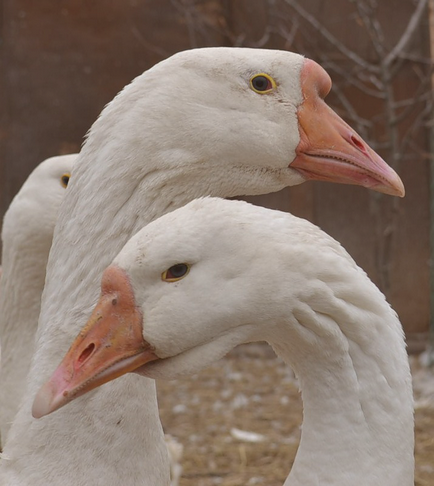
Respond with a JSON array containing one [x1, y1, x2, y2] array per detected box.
[[382, 171, 405, 198], [397, 180, 405, 198]]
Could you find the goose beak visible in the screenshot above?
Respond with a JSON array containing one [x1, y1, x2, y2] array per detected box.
[[32, 265, 156, 419], [292, 59, 405, 197]]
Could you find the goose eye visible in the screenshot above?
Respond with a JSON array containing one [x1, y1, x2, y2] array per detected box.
[[61, 173, 70, 188], [162, 263, 190, 282], [250, 73, 276, 93]]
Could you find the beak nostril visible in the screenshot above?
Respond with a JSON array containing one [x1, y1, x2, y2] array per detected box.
[[351, 134, 367, 153], [78, 343, 95, 366]]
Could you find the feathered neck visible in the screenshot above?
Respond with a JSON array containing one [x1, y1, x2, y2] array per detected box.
[[270, 265, 414, 486], [0, 221, 53, 442], [0, 58, 298, 485]]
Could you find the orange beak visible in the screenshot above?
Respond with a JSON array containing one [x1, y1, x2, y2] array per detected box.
[[32, 265, 157, 419], [292, 59, 404, 197]]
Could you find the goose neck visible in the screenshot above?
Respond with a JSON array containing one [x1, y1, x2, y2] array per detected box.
[[271, 291, 414, 486]]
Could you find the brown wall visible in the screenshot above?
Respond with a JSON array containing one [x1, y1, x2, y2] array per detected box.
[[1, 0, 431, 342]]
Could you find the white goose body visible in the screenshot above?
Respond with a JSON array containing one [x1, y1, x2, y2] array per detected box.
[[4, 47, 403, 485], [37, 198, 414, 486], [0, 155, 75, 441]]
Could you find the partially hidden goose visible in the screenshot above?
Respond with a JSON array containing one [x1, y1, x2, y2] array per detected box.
[[2, 48, 404, 486], [35, 197, 414, 486], [0, 154, 183, 486], [0, 154, 74, 441]]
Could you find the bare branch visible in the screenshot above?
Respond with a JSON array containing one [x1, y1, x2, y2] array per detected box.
[[130, 27, 171, 58], [329, 84, 373, 139], [384, 0, 429, 66], [321, 60, 385, 98], [354, 0, 386, 59], [392, 85, 433, 125], [171, 0, 200, 47], [277, 19, 299, 48], [282, 0, 378, 72], [400, 99, 433, 155]]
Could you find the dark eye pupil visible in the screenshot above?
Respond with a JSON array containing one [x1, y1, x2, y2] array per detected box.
[[252, 76, 269, 91], [168, 264, 188, 279], [62, 175, 70, 187]]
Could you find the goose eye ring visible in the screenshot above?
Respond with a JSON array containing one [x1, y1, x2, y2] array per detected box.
[[60, 173, 70, 188], [162, 263, 190, 282], [250, 73, 276, 94]]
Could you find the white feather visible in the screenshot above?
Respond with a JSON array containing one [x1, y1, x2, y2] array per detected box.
[[0, 155, 75, 441]]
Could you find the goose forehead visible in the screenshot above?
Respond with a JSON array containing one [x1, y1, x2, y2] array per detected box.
[[171, 47, 303, 69], [30, 155, 75, 183], [114, 199, 286, 269], [155, 47, 305, 86], [114, 219, 225, 270], [113, 198, 354, 282]]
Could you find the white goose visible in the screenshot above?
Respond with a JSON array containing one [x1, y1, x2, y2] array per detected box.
[[0, 154, 75, 441], [3, 47, 403, 485], [36, 197, 414, 486], [0, 153, 183, 484]]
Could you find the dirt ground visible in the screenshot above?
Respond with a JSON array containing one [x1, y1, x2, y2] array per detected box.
[[157, 344, 434, 486]]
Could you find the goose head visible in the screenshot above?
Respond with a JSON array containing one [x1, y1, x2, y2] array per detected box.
[[81, 48, 403, 199], [33, 197, 376, 417], [1, 154, 75, 256]]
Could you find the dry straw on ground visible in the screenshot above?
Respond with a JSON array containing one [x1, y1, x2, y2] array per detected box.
[[157, 344, 434, 486]]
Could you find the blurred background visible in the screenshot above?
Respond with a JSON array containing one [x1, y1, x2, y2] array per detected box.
[[1, 1, 433, 484]]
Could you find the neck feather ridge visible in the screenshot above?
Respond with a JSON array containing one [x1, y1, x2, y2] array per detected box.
[[271, 274, 413, 486]]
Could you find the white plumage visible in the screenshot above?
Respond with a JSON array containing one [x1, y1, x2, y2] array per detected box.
[[38, 197, 414, 486], [0, 154, 183, 484], [0, 154, 75, 441], [3, 47, 403, 485]]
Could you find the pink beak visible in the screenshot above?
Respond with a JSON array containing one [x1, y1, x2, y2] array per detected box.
[[292, 59, 404, 197], [32, 265, 157, 419]]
